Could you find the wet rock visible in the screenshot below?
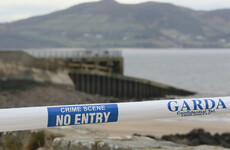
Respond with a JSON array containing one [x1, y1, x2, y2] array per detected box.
[[132, 133, 141, 137], [145, 135, 157, 140], [133, 133, 158, 140], [162, 128, 230, 148]]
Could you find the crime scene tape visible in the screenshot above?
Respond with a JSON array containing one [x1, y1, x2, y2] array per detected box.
[[0, 97, 229, 132]]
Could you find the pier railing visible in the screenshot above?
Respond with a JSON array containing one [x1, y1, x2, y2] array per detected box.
[[23, 49, 122, 58]]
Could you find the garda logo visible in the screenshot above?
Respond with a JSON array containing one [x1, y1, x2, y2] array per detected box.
[[47, 104, 118, 127], [167, 98, 227, 117]]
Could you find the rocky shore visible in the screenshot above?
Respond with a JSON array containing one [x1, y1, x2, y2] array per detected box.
[[0, 127, 229, 150], [162, 128, 230, 148]]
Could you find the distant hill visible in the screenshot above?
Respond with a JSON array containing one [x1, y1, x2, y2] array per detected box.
[[1, 0, 230, 48]]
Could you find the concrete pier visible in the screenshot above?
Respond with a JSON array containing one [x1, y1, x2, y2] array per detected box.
[[0, 50, 195, 99], [69, 70, 194, 99]]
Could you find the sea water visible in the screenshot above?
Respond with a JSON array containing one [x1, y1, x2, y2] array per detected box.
[[123, 49, 230, 123]]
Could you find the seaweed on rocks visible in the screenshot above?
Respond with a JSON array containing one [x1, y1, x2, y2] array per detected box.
[[162, 128, 230, 148]]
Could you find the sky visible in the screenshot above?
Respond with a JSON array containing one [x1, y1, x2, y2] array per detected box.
[[1, 0, 230, 23]]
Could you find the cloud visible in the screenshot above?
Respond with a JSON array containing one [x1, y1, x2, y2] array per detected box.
[[0, 0, 99, 7], [1, 0, 230, 23], [0, 0, 99, 23], [116, 0, 230, 11], [117, 0, 230, 10], [0, 5, 63, 23], [160, 0, 230, 10]]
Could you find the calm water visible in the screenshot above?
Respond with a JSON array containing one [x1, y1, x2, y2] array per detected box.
[[123, 49, 230, 123], [123, 49, 230, 97]]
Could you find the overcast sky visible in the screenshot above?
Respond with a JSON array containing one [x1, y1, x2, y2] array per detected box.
[[1, 0, 230, 23]]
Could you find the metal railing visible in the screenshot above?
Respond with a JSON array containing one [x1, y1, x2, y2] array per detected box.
[[23, 49, 122, 58]]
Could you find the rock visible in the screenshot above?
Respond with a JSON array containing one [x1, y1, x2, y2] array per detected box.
[[69, 139, 96, 150], [52, 138, 98, 150], [52, 138, 70, 150], [0, 127, 228, 150], [52, 135, 185, 150], [132, 133, 141, 137], [36, 147, 46, 150], [133, 133, 157, 140], [162, 128, 230, 148], [145, 135, 157, 140]]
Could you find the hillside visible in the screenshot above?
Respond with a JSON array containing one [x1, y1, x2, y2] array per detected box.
[[0, 0, 230, 48]]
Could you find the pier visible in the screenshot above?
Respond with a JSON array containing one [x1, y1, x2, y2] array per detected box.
[[1, 49, 195, 99], [69, 70, 193, 99]]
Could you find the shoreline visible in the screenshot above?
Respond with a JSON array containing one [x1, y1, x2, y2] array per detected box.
[[86, 119, 230, 138]]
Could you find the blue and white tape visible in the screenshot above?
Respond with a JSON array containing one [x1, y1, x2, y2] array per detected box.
[[47, 104, 118, 127], [0, 97, 229, 132]]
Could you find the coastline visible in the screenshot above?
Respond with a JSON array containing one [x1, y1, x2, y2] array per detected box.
[[87, 119, 230, 138]]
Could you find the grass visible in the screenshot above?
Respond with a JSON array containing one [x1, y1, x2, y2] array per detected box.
[[3, 130, 64, 150], [24, 59, 62, 72], [5, 137, 23, 150], [24, 131, 45, 150], [44, 132, 65, 149]]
